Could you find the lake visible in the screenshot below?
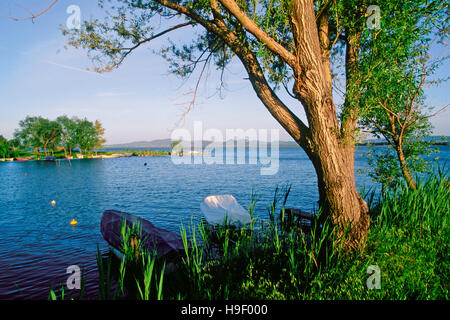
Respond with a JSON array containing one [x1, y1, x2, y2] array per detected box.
[[0, 146, 448, 299]]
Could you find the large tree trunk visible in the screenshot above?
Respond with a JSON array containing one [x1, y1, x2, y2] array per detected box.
[[290, 0, 369, 249], [309, 133, 369, 249], [202, 0, 370, 250]]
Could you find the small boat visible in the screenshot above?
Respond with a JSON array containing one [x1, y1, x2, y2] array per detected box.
[[76, 154, 84, 159], [100, 210, 186, 258], [5, 158, 14, 162], [101, 154, 122, 159], [44, 156, 56, 161], [15, 158, 30, 162], [0, 159, 5, 162], [65, 155, 73, 159], [200, 195, 251, 226], [121, 153, 133, 157]]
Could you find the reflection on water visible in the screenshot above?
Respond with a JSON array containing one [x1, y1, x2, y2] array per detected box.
[[0, 146, 447, 299]]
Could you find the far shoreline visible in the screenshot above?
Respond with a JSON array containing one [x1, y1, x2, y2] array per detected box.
[[0, 149, 171, 162]]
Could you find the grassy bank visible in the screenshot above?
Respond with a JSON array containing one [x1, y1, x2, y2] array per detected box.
[[50, 173, 449, 300]]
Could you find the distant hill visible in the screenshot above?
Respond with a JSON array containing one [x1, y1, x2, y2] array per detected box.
[[106, 139, 301, 149], [105, 139, 173, 149], [358, 135, 449, 146], [105, 136, 449, 149]]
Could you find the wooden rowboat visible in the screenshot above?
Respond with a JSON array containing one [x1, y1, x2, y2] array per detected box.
[[100, 210, 186, 259]]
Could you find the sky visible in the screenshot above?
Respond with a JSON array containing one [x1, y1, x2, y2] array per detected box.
[[0, 0, 449, 145]]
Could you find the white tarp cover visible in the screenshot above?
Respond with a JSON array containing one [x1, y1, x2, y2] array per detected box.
[[200, 195, 251, 225]]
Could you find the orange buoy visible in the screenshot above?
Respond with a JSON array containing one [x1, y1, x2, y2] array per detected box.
[[50, 200, 56, 207], [70, 219, 78, 226]]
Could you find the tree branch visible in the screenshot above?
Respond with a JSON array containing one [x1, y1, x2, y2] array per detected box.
[[114, 22, 195, 67], [217, 0, 297, 68], [151, 0, 310, 148], [5, 0, 58, 21]]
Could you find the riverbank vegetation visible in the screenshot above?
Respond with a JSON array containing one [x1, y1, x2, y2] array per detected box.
[[0, 116, 171, 160], [9, 115, 106, 157], [0, 148, 170, 161], [49, 169, 449, 300]]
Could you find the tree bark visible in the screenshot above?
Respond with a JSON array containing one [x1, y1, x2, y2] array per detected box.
[[289, 0, 369, 249]]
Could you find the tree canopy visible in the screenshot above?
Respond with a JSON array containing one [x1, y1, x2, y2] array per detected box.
[[354, 0, 448, 189], [13, 115, 106, 155]]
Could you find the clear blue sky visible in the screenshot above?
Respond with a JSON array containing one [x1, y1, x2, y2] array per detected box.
[[1, 0, 449, 144]]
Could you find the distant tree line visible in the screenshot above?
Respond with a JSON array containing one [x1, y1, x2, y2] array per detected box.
[[9, 115, 106, 156]]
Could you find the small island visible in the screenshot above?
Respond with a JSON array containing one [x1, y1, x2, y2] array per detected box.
[[0, 115, 171, 162]]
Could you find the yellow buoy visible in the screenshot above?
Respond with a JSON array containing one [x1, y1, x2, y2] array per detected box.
[[50, 200, 56, 207], [70, 219, 78, 226]]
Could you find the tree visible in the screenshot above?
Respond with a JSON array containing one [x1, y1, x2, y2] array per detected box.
[[357, 0, 448, 190], [4, 0, 58, 21], [93, 120, 107, 155], [62, 0, 447, 249], [36, 118, 62, 156], [73, 118, 97, 154], [0, 135, 11, 158], [170, 140, 183, 155], [13, 116, 62, 155], [14, 116, 42, 152], [57, 115, 78, 156]]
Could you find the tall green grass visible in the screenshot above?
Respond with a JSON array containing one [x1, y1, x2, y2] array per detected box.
[[174, 174, 448, 299]]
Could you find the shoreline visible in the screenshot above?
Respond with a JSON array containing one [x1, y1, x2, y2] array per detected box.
[[0, 150, 171, 162]]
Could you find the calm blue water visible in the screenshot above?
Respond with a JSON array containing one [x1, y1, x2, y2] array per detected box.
[[0, 146, 448, 299]]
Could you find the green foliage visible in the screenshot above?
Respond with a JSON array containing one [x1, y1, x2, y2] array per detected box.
[[175, 175, 448, 300], [56, 115, 79, 155], [356, 0, 448, 187], [350, 171, 449, 299], [93, 120, 107, 154], [0, 135, 12, 158], [60, 1, 355, 91], [13, 115, 105, 155], [170, 140, 183, 154], [74, 118, 98, 153], [363, 143, 439, 190], [14, 116, 47, 151]]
